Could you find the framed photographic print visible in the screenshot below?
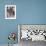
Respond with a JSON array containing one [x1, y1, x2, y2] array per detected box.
[[18, 24, 46, 42], [5, 5, 16, 19]]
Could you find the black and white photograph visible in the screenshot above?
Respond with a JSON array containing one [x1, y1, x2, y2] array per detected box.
[[18, 24, 46, 46], [5, 5, 16, 19]]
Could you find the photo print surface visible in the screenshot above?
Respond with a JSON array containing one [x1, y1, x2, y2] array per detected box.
[[5, 5, 16, 19], [18, 25, 46, 41]]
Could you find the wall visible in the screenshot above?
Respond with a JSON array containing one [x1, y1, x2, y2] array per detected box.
[[0, 0, 46, 44]]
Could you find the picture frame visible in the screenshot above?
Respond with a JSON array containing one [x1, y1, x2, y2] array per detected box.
[[5, 5, 16, 19]]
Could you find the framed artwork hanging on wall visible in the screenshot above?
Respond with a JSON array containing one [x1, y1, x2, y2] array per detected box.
[[5, 5, 16, 19]]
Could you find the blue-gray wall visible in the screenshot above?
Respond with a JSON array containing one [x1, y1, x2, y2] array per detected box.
[[0, 0, 46, 44]]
